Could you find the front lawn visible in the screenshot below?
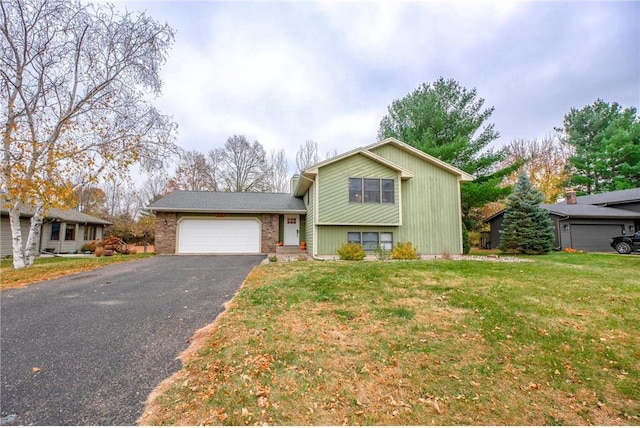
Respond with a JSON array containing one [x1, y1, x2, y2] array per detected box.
[[140, 252, 639, 426], [0, 253, 155, 289]]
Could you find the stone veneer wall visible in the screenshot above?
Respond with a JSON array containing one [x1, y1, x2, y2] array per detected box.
[[261, 214, 279, 253], [155, 212, 177, 254]]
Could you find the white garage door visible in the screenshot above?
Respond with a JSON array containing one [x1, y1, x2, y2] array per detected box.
[[178, 218, 261, 254]]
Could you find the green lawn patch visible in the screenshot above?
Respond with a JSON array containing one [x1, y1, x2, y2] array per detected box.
[[139, 253, 640, 425], [0, 253, 155, 289]]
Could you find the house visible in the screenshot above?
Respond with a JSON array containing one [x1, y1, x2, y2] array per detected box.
[[149, 138, 473, 257], [0, 208, 112, 258], [485, 188, 640, 252]]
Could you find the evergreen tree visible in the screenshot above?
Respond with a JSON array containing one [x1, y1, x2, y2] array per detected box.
[[499, 174, 555, 254]]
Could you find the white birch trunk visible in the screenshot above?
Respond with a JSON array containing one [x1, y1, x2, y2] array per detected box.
[[8, 202, 44, 269], [8, 204, 26, 269], [24, 204, 44, 266]]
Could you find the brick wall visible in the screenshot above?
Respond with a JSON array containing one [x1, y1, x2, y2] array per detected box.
[[261, 214, 279, 253], [155, 212, 177, 254]]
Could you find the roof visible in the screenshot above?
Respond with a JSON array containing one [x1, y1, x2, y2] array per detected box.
[[294, 137, 474, 197], [575, 188, 640, 206], [148, 191, 307, 214], [485, 187, 640, 223], [541, 202, 640, 219], [0, 207, 112, 225]]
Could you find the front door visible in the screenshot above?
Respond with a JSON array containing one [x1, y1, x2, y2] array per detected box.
[[284, 215, 299, 246]]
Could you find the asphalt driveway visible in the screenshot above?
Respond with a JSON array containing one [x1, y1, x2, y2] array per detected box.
[[0, 255, 264, 425]]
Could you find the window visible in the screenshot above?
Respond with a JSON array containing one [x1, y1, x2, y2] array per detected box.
[[362, 232, 379, 250], [363, 179, 380, 203], [287, 217, 297, 225], [347, 232, 361, 244], [50, 222, 61, 240], [65, 224, 76, 241], [349, 178, 394, 204], [349, 178, 362, 203], [84, 225, 96, 241], [380, 232, 393, 250], [347, 232, 393, 251], [382, 179, 395, 203]]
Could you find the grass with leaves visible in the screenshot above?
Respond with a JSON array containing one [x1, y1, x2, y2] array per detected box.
[[139, 252, 640, 425], [0, 253, 155, 290]]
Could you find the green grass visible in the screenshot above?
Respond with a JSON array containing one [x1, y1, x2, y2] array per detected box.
[[138, 252, 639, 425], [0, 253, 155, 289]]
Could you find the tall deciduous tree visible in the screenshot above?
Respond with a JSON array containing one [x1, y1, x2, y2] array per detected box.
[[296, 140, 319, 172], [167, 150, 216, 191], [215, 135, 269, 192], [1, 0, 178, 268], [559, 99, 640, 194], [267, 149, 289, 193], [499, 174, 555, 254], [377, 78, 517, 220], [503, 135, 573, 203]]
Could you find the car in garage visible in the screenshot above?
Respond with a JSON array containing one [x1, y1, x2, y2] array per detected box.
[[609, 230, 640, 254]]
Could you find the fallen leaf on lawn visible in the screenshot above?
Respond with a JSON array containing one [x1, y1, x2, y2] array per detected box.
[[257, 396, 268, 408], [433, 399, 445, 414], [470, 380, 480, 387], [448, 374, 460, 380]]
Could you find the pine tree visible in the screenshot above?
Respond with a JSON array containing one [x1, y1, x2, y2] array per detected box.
[[499, 174, 555, 254]]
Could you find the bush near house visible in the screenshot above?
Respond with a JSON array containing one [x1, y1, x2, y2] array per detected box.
[[391, 241, 418, 259], [337, 242, 366, 261]]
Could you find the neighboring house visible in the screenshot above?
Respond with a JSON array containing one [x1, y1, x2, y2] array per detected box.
[[485, 188, 640, 252], [149, 137, 473, 257], [0, 208, 112, 258]]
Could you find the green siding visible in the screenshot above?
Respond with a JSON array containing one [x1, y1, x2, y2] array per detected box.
[[370, 144, 463, 254], [317, 154, 400, 225], [304, 182, 315, 253], [316, 225, 398, 255]]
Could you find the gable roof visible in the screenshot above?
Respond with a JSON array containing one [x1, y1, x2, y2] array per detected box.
[[575, 188, 640, 206], [148, 191, 307, 214], [1, 207, 111, 225], [294, 137, 474, 196], [484, 187, 640, 223], [541, 202, 640, 219]]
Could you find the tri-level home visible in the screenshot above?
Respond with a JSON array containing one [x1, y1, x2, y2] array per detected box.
[[149, 138, 473, 257]]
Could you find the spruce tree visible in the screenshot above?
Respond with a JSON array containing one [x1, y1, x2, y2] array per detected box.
[[499, 174, 555, 254]]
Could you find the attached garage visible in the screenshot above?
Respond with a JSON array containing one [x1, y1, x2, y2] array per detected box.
[[568, 224, 625, 252], [177, 218, 261, 254]]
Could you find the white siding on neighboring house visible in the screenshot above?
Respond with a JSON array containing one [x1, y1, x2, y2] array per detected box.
[[0, 216, 34, 258]]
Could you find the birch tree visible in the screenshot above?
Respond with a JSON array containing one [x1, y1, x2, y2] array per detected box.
[[1, 0, 178, 268]]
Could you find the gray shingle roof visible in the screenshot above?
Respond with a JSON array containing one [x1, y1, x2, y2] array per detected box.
[[575, 188, 640, 206], [541, 202, 640, 218], [1, 208, 111, 224], [148, 191, 307, 213]]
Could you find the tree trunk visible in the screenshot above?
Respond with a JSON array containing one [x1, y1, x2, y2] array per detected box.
[[8, 203, 44, 269], [24, 205, 44, 266], [9, 204, 26, 269]]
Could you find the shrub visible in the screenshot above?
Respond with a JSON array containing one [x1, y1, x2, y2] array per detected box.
[[94, 246, 105, 257], [130, 248, 138, 255], [392, 242, 418, 260], [375, 245, 391, 261], [337, 242, 365, 261], [462, 222, 471, 254], [268, 255, 278, 263]]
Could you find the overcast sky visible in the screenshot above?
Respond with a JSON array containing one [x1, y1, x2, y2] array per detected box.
[[121, 0, 639, 174]]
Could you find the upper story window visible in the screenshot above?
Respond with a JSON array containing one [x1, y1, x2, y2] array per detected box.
[[349, 178, 394, 204]]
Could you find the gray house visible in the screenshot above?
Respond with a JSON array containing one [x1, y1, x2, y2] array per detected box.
[[0, 208, 111, 258], [485, 188, 640, 252]]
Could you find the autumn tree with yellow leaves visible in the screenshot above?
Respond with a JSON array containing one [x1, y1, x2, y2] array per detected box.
[[1, 0, 179, 268]]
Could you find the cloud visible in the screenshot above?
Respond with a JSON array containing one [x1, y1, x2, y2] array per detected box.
[[124, 0, 638, 177]]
